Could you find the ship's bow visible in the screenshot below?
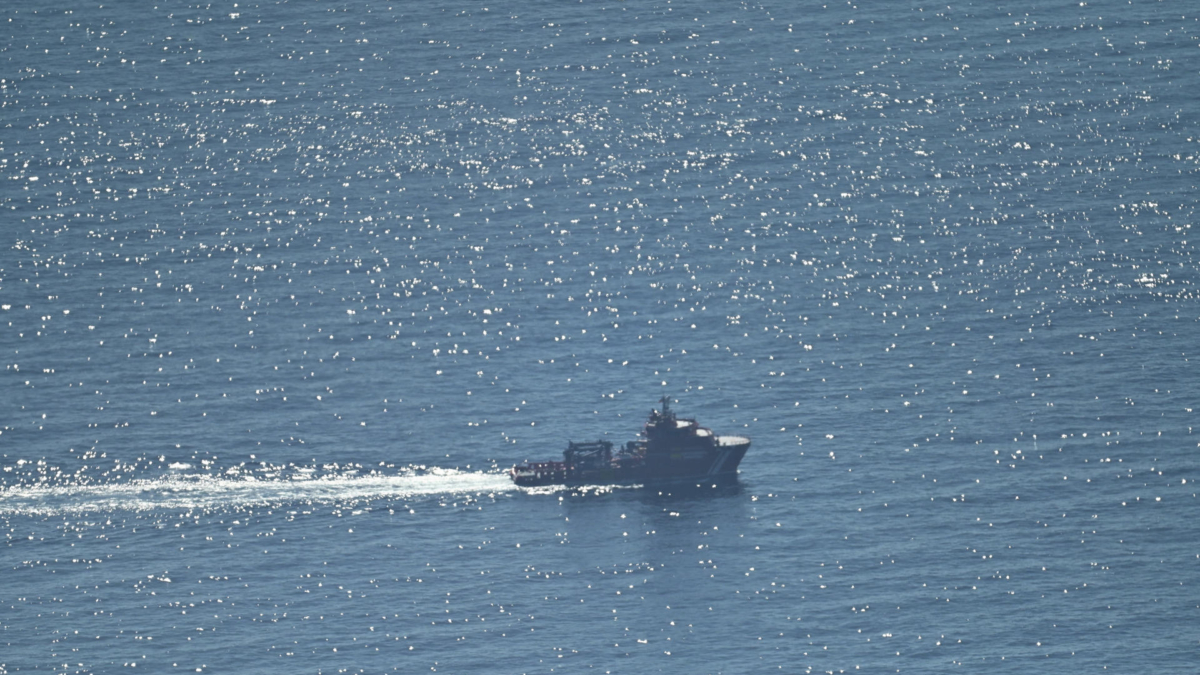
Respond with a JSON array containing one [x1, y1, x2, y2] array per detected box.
[[710, 436, 750, 476]]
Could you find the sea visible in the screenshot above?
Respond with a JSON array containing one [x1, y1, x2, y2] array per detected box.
[[2, 0, 1198, 672]]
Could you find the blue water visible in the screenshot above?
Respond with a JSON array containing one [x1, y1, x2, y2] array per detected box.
[[3, 0, 1198, 672]]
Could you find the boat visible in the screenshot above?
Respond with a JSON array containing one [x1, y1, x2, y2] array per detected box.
[[510, 396, 751, 487]]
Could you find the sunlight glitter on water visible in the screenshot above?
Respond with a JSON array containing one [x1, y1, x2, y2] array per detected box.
[[3, 0, 1199, 672]]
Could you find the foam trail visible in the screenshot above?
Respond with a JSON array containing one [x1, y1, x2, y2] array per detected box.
[[0, 469, 517, 516]]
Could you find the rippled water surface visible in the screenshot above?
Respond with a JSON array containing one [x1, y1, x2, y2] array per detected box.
[[3, 0, 1199, 672]]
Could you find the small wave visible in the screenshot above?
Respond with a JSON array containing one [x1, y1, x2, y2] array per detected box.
[[0, 468, 517, 516]]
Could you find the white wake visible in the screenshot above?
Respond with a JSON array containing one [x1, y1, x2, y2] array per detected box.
[[0, 468, 517, 516]]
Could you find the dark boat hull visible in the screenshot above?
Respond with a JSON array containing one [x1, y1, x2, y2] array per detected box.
[[511, 440, 750, 487]]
